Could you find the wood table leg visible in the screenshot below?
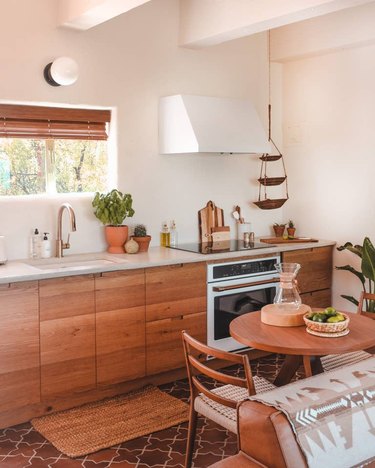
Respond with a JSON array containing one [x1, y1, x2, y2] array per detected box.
[[273, 355, 302, 387], [303, 355, 324, 377]]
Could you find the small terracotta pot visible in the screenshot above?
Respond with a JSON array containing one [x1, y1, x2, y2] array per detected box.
[[105, 225, 128, 253], [287, 227, 296, 238], [273, 225, 285, 237], [132, 235, 152, 252]]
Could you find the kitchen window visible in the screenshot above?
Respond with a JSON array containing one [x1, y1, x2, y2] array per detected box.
[[0, 104, 111, 196]]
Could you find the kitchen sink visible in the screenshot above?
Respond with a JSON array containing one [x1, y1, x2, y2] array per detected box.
[[23, 254, 129, 272], [33, 259, 117, 271]]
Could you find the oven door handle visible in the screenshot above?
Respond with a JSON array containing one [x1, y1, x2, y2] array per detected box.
[[212, 277, 279, 292]]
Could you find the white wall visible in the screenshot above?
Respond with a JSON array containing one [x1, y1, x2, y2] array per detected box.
[[282, 43, 375, 310], [0, 0, 281, 260]]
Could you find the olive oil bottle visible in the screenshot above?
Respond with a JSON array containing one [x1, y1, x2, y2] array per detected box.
[[160, 222, 170, 247]]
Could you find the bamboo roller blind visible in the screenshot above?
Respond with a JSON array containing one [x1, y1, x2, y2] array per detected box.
[[0, 104, 111, 140]]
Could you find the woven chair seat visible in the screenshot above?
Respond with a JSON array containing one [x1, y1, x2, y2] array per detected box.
[[194, 376, 275, 434], [321, 350, 372, 372]]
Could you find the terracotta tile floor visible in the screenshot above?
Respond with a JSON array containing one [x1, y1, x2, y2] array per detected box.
[[0, 354, 302, 468]]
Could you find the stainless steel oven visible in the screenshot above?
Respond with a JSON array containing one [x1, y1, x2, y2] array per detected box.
[[207, 256, 280, 352]]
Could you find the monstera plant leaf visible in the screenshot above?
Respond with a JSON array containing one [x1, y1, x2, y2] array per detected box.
[[362, 237, 375, 282]]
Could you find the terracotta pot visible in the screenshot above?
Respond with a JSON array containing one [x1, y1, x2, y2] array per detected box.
[[105, 225, 128, 253], [287, 227, 296, 238], [132, 235, 152, 252], [273, 225, 285, 237]]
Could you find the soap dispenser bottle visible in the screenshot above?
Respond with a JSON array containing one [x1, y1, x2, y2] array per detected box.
[[170, 220, 178, 247], [41, 233, 52, 259], [30, 228, 41, 259]]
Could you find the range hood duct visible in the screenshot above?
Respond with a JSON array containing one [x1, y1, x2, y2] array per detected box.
[[159, 94, 271, 154]]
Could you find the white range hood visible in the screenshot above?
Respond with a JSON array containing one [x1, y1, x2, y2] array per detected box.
[[159, 94, 271, 154]]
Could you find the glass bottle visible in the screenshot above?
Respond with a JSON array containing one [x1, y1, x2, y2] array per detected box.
[[274, 263, 302, 309], [160, 222, 170, 247], [170, 220, 178, 247]]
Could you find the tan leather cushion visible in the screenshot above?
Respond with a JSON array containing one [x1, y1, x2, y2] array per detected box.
[[237, 400, 307, 468], [209, 453, 266, 467]]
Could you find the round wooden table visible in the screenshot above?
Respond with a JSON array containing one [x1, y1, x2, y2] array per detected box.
[[230, 310, 375, 386]]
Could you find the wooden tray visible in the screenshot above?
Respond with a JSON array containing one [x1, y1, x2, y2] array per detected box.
[[260, 237, 319, 244]]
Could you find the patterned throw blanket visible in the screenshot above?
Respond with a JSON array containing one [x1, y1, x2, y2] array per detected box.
[[250, 356, 375, 468]]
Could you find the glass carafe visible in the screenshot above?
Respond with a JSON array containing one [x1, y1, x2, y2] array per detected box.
[[274, 263, 301, 309]]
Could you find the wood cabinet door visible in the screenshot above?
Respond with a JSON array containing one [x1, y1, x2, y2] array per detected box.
[[39, 275, 96, 398], [145, 262, 207, 321], [282, 246, 333, 293], [95, 270, 146, 386], [300, 290, 332, 308], [0, 282, 40, 413], [146, 312, 206, 375]]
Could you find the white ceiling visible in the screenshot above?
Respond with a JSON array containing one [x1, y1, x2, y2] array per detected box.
[[57, 0, 375, 52], [58, 0, 151, 30]]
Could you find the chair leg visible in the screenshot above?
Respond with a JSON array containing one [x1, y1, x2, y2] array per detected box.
[[185, 403, 198, 468]]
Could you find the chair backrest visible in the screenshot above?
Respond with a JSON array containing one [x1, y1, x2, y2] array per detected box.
[[182, 331, 256, 410], [357, 291, 375, 315]]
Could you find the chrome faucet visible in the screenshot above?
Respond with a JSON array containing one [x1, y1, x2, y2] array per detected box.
[[56, 203, 77, 258]]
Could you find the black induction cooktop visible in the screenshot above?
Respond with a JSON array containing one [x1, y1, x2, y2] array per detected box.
[[167, 240, 275, 255]]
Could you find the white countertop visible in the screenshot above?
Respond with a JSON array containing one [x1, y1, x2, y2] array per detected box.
[[0, 239, 336, 284]]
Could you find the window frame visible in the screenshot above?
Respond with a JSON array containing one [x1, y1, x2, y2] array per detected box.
[[0, 103, 115, 198]]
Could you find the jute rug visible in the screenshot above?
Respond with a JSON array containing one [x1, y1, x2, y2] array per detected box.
[[31, 385, 189, 458]]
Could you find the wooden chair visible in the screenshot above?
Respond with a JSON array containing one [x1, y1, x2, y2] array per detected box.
[[357, 291, 375, 317], [321, 292, 374, 371], [182, 331, 275, 468]]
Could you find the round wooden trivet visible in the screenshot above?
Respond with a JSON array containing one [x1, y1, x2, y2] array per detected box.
[[261, 303, 311, 327]]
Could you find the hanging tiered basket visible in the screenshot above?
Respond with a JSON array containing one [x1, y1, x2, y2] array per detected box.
[[254, 105, 289, 210]]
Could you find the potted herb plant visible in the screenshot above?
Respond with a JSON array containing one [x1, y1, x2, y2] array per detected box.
[[273, 223, 285, 238], [287, 220, 296, 238], [92, 189, 135, 253], [132, 224, 152, 252]]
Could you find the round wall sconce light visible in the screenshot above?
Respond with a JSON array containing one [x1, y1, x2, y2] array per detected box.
[[43, 57, 79, 87]]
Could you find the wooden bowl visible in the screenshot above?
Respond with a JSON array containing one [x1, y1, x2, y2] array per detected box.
[[303, 312, 350, 333]]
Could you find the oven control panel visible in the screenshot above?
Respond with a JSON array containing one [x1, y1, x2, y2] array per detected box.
[[208, 256, 280, 282]]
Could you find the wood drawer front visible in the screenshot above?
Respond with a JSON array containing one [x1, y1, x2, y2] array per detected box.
[[96, 307, 145, 386], [145, 262, 207, 321], [282, 247, 333, 293], [40, 314, 96, 398], [0, 282, 40, 411], [95, 269, 145, 312], [300, 289, 332, 308], [39, 275, 95, 321], [146, 312, 206, 375]]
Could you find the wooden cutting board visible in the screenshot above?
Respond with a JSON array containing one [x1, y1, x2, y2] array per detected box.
[[198, 201, 224, 242], [260, 237, 319, 244]]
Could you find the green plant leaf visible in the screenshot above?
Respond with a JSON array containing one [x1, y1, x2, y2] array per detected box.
[[362, 237, 375, 282], [341, 294, 359, 306], [337, 242, 363, 257], [335, 265, 365, 284], [92, 189, 135, 225]]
